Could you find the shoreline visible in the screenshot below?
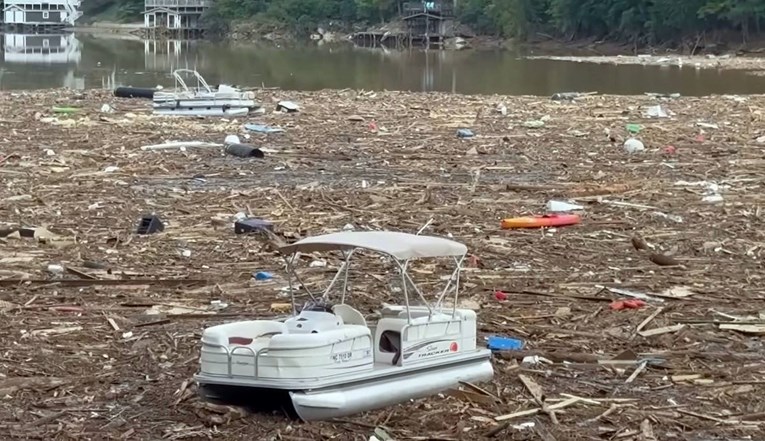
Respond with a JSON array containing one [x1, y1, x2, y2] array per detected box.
[[69, 24, 765, 77]]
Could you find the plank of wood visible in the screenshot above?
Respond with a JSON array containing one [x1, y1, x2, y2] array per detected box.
[[635, 307, 665, 335], [720, 324, 765, 334], [518, 374, 558, 424], [638, 324, 685, 337], [625, 361, 648, 383]]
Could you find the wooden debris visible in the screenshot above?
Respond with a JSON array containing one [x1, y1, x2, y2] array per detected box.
[[649, 253, 681, 266], [495, 397, 581, 422], [518, 374, 558, 424], [631, 235, 649, 251], [720, 324, 765, 334], [671, 374, 702, 382], [0, 89, 763, 439], [625, 361, 648, 383], [634, 307, 665, 336], [638, 324, 685, 338], [639, 419, 657, 441]]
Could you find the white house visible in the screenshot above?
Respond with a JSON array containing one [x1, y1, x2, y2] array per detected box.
[[3, 0, 83, 26], [3, 33, 82, 64], [143, 0, 212, 30]]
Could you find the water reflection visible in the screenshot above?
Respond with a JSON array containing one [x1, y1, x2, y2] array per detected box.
[[0, 33, 764, 95], [143, 39, 200, 72], [0, 32, 84, 89], [4, 33, 81, 64]]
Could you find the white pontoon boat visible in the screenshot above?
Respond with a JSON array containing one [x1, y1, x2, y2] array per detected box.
[[153, 69, 258, 117], [194, 231, 494, 421]]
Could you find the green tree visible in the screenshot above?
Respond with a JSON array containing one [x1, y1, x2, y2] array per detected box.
[[82, 0, 765, 45], [699, 0, 765, 42], [116, 0, 144, 21], [355, 0, 396, 23]]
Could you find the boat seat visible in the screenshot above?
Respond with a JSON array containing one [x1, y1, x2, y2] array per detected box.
[[381, 304, 430, 317], [270, 325, 371, 350], [201, 320, 287, 348], [332, 304, 367, 327], [397, 310, 453, 321]]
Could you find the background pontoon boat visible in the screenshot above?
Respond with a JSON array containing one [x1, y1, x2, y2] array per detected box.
[[194, 231, 494, 422], [153, 69, 259, 117]]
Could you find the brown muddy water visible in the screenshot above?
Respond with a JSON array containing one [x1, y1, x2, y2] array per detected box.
[[1, 32, 765, 96]]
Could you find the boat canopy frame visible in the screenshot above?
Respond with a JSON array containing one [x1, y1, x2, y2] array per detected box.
[[278, 231, 468, 323], [169, 68, 213, 94]]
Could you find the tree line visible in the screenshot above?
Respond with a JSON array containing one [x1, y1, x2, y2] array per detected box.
[[461, 0, 765, 45], [208, 0, 765, 45], [83, 0, 765, 46]]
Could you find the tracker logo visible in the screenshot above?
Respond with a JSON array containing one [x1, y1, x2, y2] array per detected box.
[[449, 342, 458, 352]]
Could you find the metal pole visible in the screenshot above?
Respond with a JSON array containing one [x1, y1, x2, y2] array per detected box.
[[340, 249, 356, 304], [284, 256, 297, 315], [395, 259, 412, 324]]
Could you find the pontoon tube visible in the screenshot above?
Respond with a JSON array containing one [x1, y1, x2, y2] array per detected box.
[[289, 355, 493, 421]]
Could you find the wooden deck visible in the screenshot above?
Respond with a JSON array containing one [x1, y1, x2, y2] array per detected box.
[[145, 0, 212, 7]]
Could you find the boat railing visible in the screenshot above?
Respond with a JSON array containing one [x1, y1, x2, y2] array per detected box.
[[203, 341, 263, 378], [229, 346, 260, 377]]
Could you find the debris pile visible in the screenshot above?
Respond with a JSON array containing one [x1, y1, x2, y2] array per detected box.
[[1, 88, 764, 439]]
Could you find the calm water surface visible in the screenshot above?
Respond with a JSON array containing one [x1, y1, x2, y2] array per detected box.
[[2, 32, 765, 95]]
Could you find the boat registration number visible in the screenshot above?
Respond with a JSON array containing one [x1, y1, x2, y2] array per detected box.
[[332, 351, 353, 363], [332, 349, 370, 363]]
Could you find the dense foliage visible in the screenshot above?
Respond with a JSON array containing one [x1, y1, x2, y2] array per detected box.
[[82, 0, 143, 21], [203, 0, 399, 35], [204, 0, 765, 43], [85, 0, 765, 44], [457, 0, 765, 43]]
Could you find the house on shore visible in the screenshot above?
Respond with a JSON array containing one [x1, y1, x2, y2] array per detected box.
[[3, 0, 83, 28], [143, 0, 212, 37], [353, 0, 457, 48], [402, 1, 456, 46]]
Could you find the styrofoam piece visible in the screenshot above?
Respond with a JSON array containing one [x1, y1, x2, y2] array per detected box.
[[546, 200, 584, 212]]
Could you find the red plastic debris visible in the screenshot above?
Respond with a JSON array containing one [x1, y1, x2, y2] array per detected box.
[[695, 134, 705, 143], [609, 299, 646, 310], [494, 290, 508, 301], [663, 145, 676, 155]]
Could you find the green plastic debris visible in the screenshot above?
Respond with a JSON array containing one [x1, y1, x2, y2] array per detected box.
[[52, 107, 80, 114], [626, 123, 643, 134]]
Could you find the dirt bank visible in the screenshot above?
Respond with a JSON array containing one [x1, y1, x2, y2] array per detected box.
[[71, 21, 144, 36], [1, 88, 765, 440]]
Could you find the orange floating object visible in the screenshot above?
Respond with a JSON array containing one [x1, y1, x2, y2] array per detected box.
[[500, 214, 581, 229]]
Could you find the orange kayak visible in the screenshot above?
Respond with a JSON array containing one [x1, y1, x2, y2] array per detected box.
[[501, 214, 581, 229]]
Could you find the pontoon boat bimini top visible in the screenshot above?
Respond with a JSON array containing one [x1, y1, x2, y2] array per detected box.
[[278, 231, 468, 260]]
